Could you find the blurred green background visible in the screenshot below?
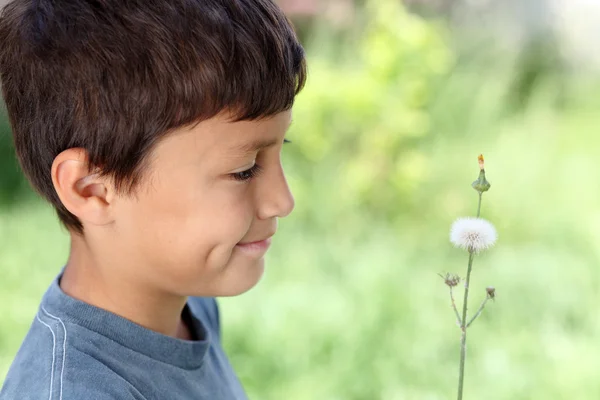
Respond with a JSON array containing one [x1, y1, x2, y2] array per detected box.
[[1, 0, 599, 399]]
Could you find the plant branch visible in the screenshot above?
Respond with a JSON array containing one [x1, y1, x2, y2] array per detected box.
[[466, 297, 489, 328], [449, 287, 462, 326]]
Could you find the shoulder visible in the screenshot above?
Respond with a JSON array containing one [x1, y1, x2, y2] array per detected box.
[[187, 296, 221, 334], [1, 310, 63, 399], [1, 310, 144, 400], [1, 384, 141, 400], [2, 351, 144, 400]]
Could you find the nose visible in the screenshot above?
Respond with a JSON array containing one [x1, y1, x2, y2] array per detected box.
[[256, 162, 295, 220]]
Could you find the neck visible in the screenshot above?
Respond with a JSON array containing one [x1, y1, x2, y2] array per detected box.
[[60, 233, 190, 339]]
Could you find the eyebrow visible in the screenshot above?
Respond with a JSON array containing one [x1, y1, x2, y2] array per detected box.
[[233, 138, 279, 153], [232, 119, 293, 153]]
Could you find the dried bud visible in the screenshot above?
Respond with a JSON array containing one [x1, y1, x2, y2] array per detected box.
[[439, 273, 461, 288], [472, 154, 491, 193], [486, 286, 496, 300]]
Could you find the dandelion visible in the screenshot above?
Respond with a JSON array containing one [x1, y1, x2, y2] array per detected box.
[[439, 155, 498, 400], [450, 217, 497, 254]]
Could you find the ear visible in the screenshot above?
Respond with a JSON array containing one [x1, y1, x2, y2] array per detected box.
[[51, 148, 115, 227]]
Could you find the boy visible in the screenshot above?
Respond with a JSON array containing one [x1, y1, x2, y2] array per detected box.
[[0, 0, 306, 398]]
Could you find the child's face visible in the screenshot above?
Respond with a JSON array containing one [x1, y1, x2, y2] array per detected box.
[[109, 110, 294, 297]]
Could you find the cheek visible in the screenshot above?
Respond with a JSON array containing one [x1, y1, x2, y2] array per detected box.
[[199, 193, 256, 256], [113, 178, 260, 295], [122, 181, 255, 262]]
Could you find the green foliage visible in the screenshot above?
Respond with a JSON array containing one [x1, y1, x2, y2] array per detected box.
[[286, 0, 453, 228], [0, 110, 30, 206]]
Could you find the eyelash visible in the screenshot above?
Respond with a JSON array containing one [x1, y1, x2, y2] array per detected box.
[[230, 138, 290, 182], [231, 164, 263, 182]]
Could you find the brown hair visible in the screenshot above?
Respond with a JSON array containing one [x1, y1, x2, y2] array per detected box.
[[0, 0, 306, 233]]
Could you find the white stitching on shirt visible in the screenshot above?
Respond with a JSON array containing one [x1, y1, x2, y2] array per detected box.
[[41, 307, 66, 400], [35, 314, 56, 400]]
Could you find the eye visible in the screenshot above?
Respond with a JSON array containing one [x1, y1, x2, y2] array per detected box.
[[230, 164, 263, 182]]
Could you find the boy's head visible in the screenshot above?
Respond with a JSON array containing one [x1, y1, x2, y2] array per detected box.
[[0, 0, 306, 296]]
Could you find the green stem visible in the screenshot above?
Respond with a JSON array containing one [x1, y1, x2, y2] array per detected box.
[[457, 251, 475, 400], [450, 288, 462, 326], [467, 297, 489, 328], [457, 191, 484, 399]]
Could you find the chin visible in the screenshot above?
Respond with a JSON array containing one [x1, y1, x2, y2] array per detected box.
[[186, 258, 266, 298], [220, 258, 266, 297]]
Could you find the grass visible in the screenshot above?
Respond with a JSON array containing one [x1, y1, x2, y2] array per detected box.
[[1, 95, 599, 399]]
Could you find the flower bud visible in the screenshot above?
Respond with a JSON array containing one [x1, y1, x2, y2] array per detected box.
[[472, 154, 491, 193]]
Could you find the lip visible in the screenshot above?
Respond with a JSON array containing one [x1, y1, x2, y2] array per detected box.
[[236, 237, 273, 254]]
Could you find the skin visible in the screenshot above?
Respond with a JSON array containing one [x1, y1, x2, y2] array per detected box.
[[51, 110, 295, 340]]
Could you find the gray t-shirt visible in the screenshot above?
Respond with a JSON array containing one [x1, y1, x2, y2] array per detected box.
[[0, 274, 247, 399]]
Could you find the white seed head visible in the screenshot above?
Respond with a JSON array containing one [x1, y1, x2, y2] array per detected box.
[[450, 217, 497, 253]]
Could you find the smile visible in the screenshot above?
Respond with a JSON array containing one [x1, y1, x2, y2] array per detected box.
[[235, 237, 273, 254]]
